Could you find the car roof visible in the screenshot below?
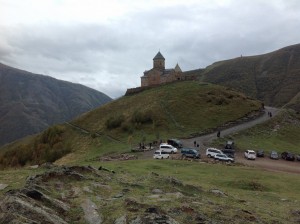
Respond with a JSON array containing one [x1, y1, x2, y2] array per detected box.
[[247, 150, 256, 153], [160, 143, 172, 146]]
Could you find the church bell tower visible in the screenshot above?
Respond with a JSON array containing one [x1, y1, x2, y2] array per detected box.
[[153, 51, 165, 69]]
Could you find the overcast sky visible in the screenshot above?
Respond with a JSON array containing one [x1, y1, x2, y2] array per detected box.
[[1, 0, 300, 98]]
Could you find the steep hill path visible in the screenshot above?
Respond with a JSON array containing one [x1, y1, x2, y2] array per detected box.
[[180, 106, 279, 149]]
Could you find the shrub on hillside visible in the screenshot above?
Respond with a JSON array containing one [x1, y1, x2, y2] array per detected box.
[[121, 123, 134, 134], [105, 114, 125, 129], [0, 125, 71, 169], [131, 110, 153, 124], [41, 125, 64, 147]]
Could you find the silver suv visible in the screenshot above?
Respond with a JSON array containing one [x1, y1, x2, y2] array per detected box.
[[159, 144, 178, 154], [206, 148, 223, 158]]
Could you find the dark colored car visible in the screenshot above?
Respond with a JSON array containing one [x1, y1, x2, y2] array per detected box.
[[221, 149, 235, 158], [270, 151, 279, 160], [256, 150, 264, 157], [225, 141, 234, 149], [167, 139, 183, 148], [281, 152, 295, 161], [181, 148, 200, 159]]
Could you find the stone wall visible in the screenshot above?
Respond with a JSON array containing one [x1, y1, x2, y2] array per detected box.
[[125, 86, 156, 96]]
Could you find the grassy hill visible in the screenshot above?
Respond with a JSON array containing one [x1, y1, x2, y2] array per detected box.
[[213, 109, 300, 155], [285, 92, 300, 112], [73, 81, 262, 139], [0, 81, 262, 168], [188, 44, 300, 110]]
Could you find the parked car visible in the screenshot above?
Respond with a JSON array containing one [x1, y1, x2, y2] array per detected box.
[[244, 150, 256, 160], [159, 144, 178, 154], [221, 149, 235, 158], [153, 150, 169, 159], [206, 148, 223, 158], [281, 152, 295, 161], [214, 153, 234, 163], [167, 139, 183, 148], [225, 141, 234, 149], [296, 154, 300, 161], [256, 150, 264, 157], [181, 148, 200, 159], [269, 151, 279, 160]]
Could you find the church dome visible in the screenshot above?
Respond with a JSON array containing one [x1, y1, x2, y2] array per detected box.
[[153, 51, 165, 60]]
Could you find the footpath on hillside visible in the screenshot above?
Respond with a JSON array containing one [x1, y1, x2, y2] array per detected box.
[[184, 106, 300, 175], [141, 106, 278, 159], [180, 106, 279, 149]]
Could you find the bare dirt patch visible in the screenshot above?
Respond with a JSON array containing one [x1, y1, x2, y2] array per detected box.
[[234, 151, 300, 174], [97, 154, 138, 162]]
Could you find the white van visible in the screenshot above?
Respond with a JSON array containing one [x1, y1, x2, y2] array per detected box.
[[153, 150, 170, 159], [159, 144, 178, 154], [244, 150, 256, 160], [206, 148, 223, 158]]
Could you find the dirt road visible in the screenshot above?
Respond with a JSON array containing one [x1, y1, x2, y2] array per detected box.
[[235, 151, 300, 174], [179, 106, 300, 174], [180, 106, 279, 149], [143, 107, 300, 174]]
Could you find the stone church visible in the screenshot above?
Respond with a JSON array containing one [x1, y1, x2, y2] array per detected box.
[[125, 51, 198, 96], [140, 51, 183, 87]]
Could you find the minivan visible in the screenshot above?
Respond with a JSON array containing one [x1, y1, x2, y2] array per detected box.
[[159, 144, 178, 154], [206, 148, 223, 158], [153, 150, 170, 159]]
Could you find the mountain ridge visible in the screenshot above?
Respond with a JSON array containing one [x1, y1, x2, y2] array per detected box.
[[0, 62, 112, 146], [186, 43, 300, 111]]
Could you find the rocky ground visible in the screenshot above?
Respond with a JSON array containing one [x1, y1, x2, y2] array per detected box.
[[0, 164, 281, 224]]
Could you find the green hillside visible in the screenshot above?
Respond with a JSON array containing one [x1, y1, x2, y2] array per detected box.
[[0, 81, 262, 168], [213, 109, 300, 154], [189, 44, 300, 110], [285, 92, 300, 112], [73, 81, 261, 138]]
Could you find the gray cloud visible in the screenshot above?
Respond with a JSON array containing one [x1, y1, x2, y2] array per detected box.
[[1, 0, 300, 98]]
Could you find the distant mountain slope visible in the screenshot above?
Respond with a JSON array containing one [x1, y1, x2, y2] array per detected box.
[[194, 44, 300, 110], [0, 63, 112, 146]]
